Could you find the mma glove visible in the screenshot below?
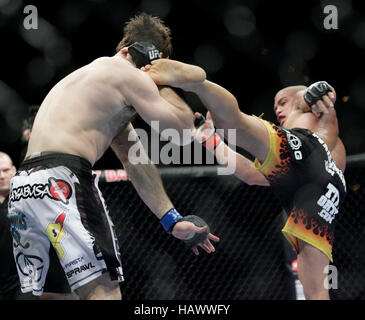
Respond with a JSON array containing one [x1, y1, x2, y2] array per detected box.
[[304, 81, 332, 107], [160, 208, 210, 248], [194, 115, 223, 151]]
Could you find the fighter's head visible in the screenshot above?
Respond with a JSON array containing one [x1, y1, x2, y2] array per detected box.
[[0, 152, 15, 198], [116, 12, 173, 67], [273, 85, 307, 126]]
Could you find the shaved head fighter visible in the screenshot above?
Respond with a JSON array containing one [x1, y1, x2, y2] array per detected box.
[[143, 59, 346, 300]]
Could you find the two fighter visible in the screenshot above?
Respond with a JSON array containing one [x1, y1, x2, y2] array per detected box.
[[8, 11, 345, 300]]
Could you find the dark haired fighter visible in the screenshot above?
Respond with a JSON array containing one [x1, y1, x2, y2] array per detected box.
[[8, 13, 219, 300], [144, 59, 346, 300]]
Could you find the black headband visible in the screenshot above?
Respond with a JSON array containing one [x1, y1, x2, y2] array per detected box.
[[128, 41, 160, 68]]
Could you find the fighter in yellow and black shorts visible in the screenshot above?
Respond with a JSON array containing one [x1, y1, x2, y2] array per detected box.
[[254, 118, 347, 262]]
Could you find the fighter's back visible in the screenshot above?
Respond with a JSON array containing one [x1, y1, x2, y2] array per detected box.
[[26, 56, 136, 166]]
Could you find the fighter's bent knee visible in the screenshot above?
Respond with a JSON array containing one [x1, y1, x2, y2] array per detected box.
[[75, 272, 122, 300]]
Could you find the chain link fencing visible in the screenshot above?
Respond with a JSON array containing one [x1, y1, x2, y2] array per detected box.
[[98, 157, 365, 300]]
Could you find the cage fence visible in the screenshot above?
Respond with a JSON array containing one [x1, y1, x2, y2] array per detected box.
[[97, 156, 365, 300]]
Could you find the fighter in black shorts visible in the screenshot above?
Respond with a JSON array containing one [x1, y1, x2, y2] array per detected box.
[[252, 120, 346, 261], [9, 14, 219, 300], [143, 58, 345, 299], [195, 108, 346, 258]]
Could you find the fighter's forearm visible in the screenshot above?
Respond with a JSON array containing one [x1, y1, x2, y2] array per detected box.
[[111, 125, 174, 219], [158, 86, 195, 130], [316, 105, 339, 152], [123, 160, 174, 219], [157, 86, 196, 145]]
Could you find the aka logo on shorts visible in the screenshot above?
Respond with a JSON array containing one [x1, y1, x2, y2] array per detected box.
[[10, 177, 72, 204], [283, 129, 303, 160]]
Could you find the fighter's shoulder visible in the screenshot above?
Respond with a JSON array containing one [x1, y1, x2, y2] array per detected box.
[[88, 56, 127, 74], [90, 56, 152, 84]]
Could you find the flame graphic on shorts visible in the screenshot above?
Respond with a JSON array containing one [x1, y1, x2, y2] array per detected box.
[[265, 124, 292, 183], [282, 207, 334, 261]]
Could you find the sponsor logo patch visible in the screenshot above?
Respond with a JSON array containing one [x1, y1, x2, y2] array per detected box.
[[16, 253, 44, 286], [10, 177, 72, 204], [66, 262, 96, 279], [46, 213, 67, 260], [9, 212, 30, 249]]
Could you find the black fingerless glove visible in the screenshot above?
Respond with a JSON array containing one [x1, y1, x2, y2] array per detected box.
[[304, 81, 332, 107], [160, 209, 210, 247], [179, 215, 210, 248], [194, 115, 223, 151]]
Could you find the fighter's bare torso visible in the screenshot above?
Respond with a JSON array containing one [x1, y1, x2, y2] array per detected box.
[[281, 106, 346, 172], [26, 55, 137, 166], [274, 88, 346, 172]]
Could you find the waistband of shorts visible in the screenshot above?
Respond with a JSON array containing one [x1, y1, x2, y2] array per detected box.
[[21, 152, 92, 171]]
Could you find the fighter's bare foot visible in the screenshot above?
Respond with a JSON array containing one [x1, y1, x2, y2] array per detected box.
[[142, 59, 206, 89]]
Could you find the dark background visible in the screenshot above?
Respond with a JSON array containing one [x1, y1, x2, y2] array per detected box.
[[0, 0, 364, 168], [1, 0, 365, 302]]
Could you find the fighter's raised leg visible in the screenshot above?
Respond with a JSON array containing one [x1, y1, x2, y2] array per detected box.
[[142, 59, 206, 88], [143, 59, 270, 162]]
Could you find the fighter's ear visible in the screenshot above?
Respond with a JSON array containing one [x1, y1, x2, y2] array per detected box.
[[159, 52, 169, 59]]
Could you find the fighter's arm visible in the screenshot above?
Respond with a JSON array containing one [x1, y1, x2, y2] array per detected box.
[[302, 85, 346, 172], [214, 142, 270, 186], [195, 113, 269, 186], [111, 123, 173, 219], [303, 82, 339, 151], [120, 65, 195, 146], [111, 123, 219, 254], [316, 100, 339, 151]]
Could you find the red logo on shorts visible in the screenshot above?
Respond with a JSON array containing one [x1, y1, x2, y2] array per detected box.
[[48, 178, 72, 204]]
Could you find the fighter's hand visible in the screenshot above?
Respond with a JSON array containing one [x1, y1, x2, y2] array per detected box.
[[194, 112, 223, 150], [194, 112, 215, 143], [311, 90, 336, 116], [205, 111, 213, 121], [172, 218, 220, 255], [303, 81, 336, 116], [141, 59, 206, 89]]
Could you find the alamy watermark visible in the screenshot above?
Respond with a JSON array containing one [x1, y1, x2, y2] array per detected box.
[[323, 5, 338, 30], [23, 4, 339, 31], [324, 264, 338, 290], [23, 5, 38, 30], [127, 121, 237, 176]]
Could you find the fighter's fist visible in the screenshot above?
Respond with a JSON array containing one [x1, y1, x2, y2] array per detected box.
[[304, 81, 336, 115], [194, 112, 222, 150]]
